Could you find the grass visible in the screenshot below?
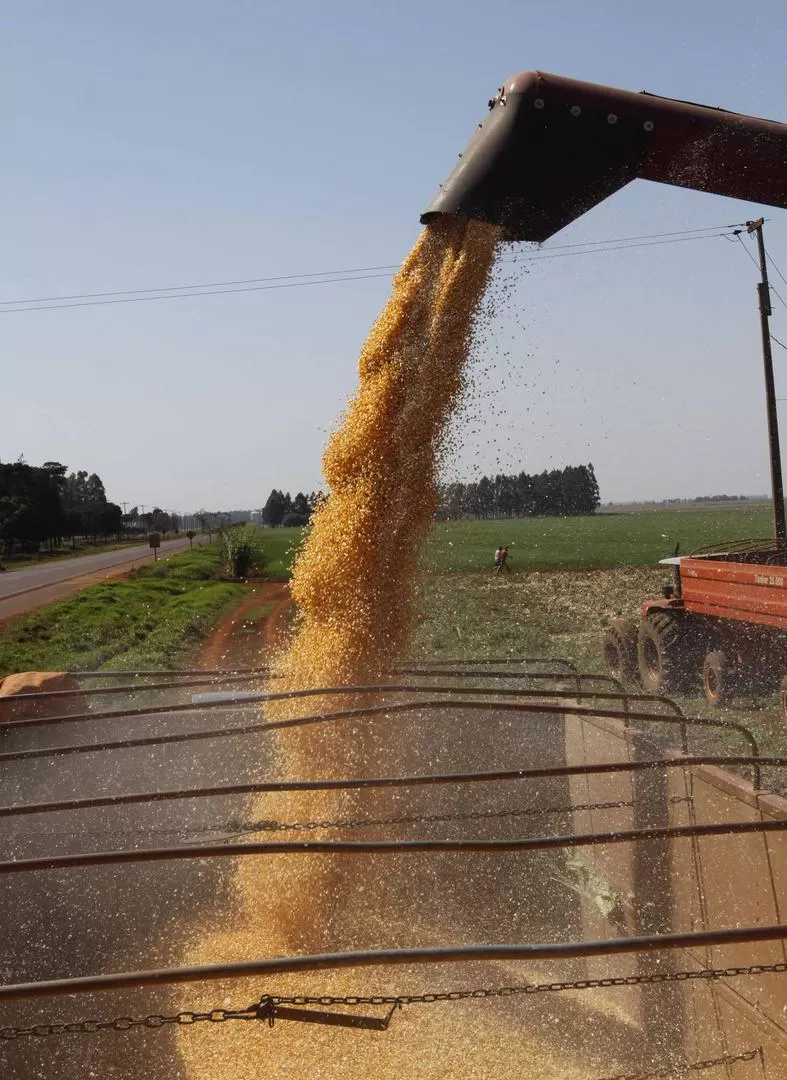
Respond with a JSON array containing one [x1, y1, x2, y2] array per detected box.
[[422, 504, 773, 573], [259, 526, 304, 578], [411, 504, 787, 790], [0, 543, 245, 676]]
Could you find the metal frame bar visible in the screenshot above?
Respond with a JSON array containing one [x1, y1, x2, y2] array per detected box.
[[2, 756, 784, 820], [0, 682, 685, 731], [0, 669, 626, 705], [1, 925, 784, 1002], [3, 819, 785, 875], [0, 699, 759, 783]]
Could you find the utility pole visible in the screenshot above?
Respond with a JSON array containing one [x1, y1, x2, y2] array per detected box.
[[747, 218, 785, 544]]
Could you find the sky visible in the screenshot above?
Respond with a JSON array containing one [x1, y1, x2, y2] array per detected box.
[[2, 0, 787, 512]]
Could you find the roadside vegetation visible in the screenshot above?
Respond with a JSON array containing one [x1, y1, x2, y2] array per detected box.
[[0, 525, 303, 677], [0, 543, 244, 676]]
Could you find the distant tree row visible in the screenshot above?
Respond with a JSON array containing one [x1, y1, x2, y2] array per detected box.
[[123, 507, 181, 535], [0, 459, 123, 553], [262, 490, 321, 527], [437, 464, 601, 519]]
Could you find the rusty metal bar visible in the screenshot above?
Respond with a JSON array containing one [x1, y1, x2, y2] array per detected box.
[[0, 682, 685, 732], [0, 700, 758, 782], [0, 669, 624, 705], [1, 925, 784, 1003], [2, 819, 785, 875], [2, 755, 784, 820], [63, 669, 265, 678]]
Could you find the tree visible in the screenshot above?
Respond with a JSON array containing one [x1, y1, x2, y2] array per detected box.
[[262, 489, 288, 527]]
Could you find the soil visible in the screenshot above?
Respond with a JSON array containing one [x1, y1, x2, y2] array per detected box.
[[198, 581, 292, 671]]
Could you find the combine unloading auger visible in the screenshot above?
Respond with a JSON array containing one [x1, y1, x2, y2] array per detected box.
[[421, 71, 787, 242]]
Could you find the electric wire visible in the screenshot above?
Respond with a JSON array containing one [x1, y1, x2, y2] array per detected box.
[[0, 226, 743, 314], [766, 247, 787, 288], [735, 232, 787, 308]]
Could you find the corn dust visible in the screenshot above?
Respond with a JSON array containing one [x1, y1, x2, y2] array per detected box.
[[271, 216, 499, 696]]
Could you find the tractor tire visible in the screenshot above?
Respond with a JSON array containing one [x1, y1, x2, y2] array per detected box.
[[702, 650, 735, 707], [637, 611, 697, 695], [602, 619, 640, 685]]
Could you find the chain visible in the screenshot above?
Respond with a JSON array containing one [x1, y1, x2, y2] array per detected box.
[[592, 1047, 762, 1080], [3, 962, 783, 1041], [0, 1006, 259, 1039], [269, 960, 787, 1007], [14, 801, 635, 843], [224, 799, 634, 836]]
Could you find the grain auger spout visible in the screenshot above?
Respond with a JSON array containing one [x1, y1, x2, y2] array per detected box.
[[421, 71, 787, 242]]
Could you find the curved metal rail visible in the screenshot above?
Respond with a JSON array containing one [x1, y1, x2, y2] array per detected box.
[[3, 755, 783, 820], [1, 925, 785, 1002]]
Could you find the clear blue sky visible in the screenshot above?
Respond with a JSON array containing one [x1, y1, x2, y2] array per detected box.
[[3, 0, 787, 511]]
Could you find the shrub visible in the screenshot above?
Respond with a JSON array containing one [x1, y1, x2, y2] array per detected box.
[[221, 524, 268, 580]]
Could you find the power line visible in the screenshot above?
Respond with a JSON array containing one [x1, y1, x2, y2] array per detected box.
[[772, 333, 787, 351], [734, 231, 762, 272], [735, 232, 787, 308], [0, 271, 397, 314], [0, 222, 743, 310], [766, 248, 787, 288], [524, 221, 750, 251], [0, 264, 402, 308], [763, 244, 787, 308], [509, 230, 736, 264], [0, 228, 739, 315]]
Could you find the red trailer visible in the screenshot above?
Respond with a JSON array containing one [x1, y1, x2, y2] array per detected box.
[[603, 539, 787, 716]]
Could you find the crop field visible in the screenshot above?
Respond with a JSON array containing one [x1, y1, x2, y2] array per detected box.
[[412, 502, 787, 766], [421, 502, 773, 573]]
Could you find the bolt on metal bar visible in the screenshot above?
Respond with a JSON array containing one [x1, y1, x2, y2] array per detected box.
[[2, 819, 784, 875], [1, 925, 784, 1002], [0, 699, 759, 784], [0, 682, 684, 731], [1, 755, 783, 820]]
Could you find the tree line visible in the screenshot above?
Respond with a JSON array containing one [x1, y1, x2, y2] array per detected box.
[[437, 464, 600, 519], [0, 460, 124, 554], [262, 490, 321, 527]]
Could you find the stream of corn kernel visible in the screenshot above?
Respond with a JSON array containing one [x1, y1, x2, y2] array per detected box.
[[177, 220, 649, 1078]]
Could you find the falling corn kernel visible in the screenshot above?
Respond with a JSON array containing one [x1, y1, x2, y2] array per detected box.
[[271, 217, 500, 696]]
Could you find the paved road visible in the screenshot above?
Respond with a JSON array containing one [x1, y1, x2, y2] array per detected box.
[[0, 537, 206, 622]]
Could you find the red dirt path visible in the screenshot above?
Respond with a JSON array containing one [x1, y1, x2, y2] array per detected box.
[[198, 581, 292, 671]]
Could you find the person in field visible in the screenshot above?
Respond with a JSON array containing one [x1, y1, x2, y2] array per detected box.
[[494, 546, 511, 573]]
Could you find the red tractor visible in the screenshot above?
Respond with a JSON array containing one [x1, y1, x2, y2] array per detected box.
[[603, 540, 787, 716]]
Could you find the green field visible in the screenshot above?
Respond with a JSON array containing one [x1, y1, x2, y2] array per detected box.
[[422, 504, 773, 572], [258, 526, 303, 578]]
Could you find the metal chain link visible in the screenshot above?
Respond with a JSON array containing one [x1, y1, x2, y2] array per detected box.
[[2, 962, 783, 1041], [269, 960, 787, 1007], [14, 801, 635, 843], [225, 799, 635, 837], [591, 1047, 761, 1080]]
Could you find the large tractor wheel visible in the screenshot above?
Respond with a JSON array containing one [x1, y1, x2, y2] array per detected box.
[[637, 611, 697, 695], [702, 650, 736, 707], [602, 619, 640, 684]]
